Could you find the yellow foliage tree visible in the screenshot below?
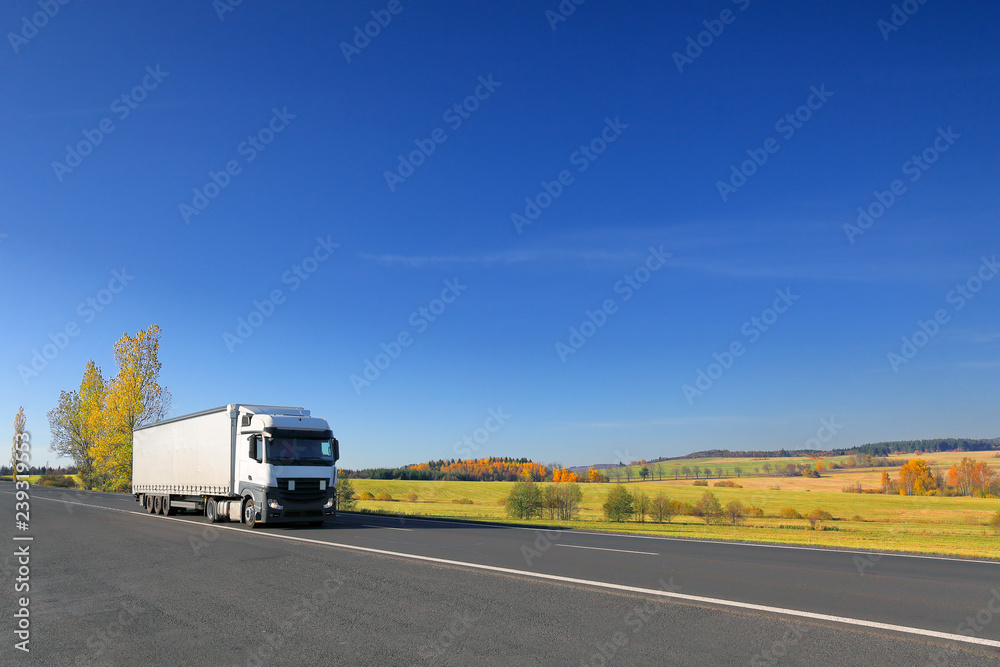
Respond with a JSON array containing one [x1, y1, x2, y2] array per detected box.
[[92, 325, 171, 491], [898, 459, 934, 496], [47, 361, 105, 489]]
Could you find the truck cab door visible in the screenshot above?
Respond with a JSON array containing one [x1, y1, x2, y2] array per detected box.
[[241, 435, 267, 487]]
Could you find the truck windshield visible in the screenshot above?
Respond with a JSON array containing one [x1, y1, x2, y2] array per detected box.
[[266, 438, 336, 466]]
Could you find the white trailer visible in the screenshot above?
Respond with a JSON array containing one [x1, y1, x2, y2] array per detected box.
[[132, 404, 339, 527]]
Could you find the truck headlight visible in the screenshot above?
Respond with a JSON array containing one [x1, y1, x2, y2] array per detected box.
[[268, 499, 283, 510], [324, 497, 335, 509]]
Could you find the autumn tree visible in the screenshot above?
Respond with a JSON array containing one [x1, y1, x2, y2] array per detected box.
[[624, 466, 634, 483], [93, 325, 171, 490], [587, 466, 607, 483], [898, 459, 934, 496], [633, 489, 650, 522], [880, 470, 892, 494], [639, 466, 650, 482], [681, 465, 691, 479], [734, 466, 743, 478], [11, 407, 26, 476], [715, 466, 723, 478], [602, 484, 634, 522], [651, 492, 675, 523], [695, 491, 722, 524], [948, 457, 995, 496], [723, 500, 746, 525], [48, 361, 105, 489]]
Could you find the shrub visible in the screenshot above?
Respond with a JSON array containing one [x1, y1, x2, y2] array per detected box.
[[375, 492, 393, 501], [407, 492, 419, 502], [358, 491, 375, 501], [714, 480, 742, 488], [808, 509, 834, 521], [603, 484, 635, 522], [693, 480, 708, 486], [745, 506, 764, 518], [851, 515, 865, 522], [779, 507, 802, 520], [38, 472, 76, 488], [988, 511, 1000, 534], [452, 497, 473, 504], [842, 482, 863, 493], [669, 500, 697, 516]]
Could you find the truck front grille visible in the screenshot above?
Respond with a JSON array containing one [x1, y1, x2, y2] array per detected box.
[[276, 478, 327, 504]]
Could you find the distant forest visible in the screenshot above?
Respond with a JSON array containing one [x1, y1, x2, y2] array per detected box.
[[647, 438, 1000, 463]]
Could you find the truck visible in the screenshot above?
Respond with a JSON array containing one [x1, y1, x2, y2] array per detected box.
[[132, 404, 339, 528]]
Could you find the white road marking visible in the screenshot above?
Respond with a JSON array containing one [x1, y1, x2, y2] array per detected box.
[[16, 492, 1000, 650], [555, 544, 657, 555], [362, 523, 412, 531]]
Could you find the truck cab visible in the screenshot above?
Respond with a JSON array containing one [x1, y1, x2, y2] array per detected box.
[[237, 407, 340, 526]]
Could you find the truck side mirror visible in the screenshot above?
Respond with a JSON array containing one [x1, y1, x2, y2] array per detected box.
[[333, 437, 340, 463], [248, 436, 261, 463]]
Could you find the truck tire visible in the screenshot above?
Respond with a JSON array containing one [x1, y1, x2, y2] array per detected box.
[[145, 495, 156, 514], [243, 497, 257, 528], [206, 499, 219, 523], [153, 495, 162, 514], [163, 495, 175, 516]]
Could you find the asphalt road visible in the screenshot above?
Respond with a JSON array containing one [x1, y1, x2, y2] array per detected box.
[[2, 483, 999, 666]]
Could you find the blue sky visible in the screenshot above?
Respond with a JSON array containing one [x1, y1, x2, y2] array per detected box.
[[3, 1, 999, 469]]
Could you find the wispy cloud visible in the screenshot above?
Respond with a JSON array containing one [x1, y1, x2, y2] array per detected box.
[[358, 248, 641, 267]]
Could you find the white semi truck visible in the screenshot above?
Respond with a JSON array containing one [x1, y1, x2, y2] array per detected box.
[[132, 404, 339, 527]]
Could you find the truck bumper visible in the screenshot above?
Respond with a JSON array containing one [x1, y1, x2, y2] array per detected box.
[[259, 488, 336, 524]]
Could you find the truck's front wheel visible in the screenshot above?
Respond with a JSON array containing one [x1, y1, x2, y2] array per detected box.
[[243, 498, 257, 528]]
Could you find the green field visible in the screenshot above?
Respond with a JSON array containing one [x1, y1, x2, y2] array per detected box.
[[349, 453, 1000, 559]]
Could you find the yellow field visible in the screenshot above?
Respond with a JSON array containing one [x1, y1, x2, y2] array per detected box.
[[349, 452, 1000, 559]]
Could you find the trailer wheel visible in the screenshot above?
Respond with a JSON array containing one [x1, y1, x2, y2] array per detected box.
[[145, 496, 156, 514], [206, 499, 219, 523], [243, 497, 257, 528], [163, 495, 175, 516], [153, 495, 163, 514]]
